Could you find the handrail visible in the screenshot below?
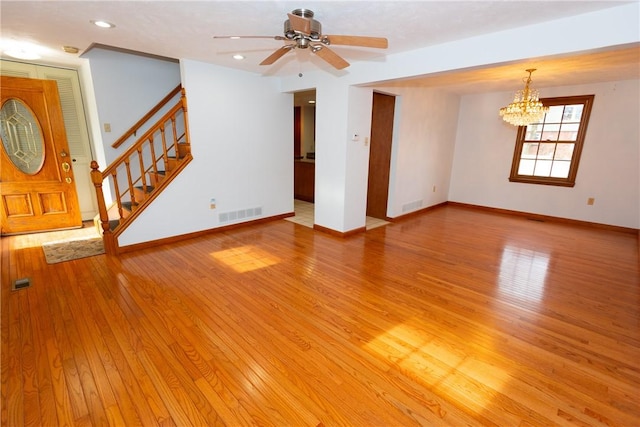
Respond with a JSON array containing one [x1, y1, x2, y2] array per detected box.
[[111, 84, 182, 149], [92, 88, 191, 254]]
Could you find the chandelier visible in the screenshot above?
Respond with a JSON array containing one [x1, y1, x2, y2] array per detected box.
[[499, 69, 549, 126]]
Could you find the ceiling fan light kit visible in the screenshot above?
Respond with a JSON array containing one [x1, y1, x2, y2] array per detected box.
[[214, 8, 388, 70]]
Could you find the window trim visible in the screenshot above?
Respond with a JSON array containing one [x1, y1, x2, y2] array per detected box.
[[509, 94, 595, 187]]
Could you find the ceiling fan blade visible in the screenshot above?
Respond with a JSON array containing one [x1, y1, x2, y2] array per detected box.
[[213, 35, 286, 40], [287, 13, 311, 35], [260, 45, 294, 65], [323, 35, 388, 49], [312, 45, 349, 70]]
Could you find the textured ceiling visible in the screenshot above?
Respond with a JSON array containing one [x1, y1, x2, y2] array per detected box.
[[1, 1, 638, 93]]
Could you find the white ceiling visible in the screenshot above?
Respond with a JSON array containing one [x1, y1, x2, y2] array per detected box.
[[1, 1, 638, 93]]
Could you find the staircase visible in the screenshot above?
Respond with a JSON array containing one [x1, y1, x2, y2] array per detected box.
[[91, 86, 192, 255]]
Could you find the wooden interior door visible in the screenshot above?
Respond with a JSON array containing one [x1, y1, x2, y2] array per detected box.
[[366, 92, 395, 219], [0, 76, 82, 235]]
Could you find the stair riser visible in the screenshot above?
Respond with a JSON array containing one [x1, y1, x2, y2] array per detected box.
[[149, 172, 166, 187], [133, 187, 153, 203], [93, 202, 132, 235], [167, 158, 179, 171], [178, 143, 189, 158]]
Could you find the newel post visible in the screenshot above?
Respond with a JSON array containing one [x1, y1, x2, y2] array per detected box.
[[90, 161, 117, 255], [180, 88, 192, 156]]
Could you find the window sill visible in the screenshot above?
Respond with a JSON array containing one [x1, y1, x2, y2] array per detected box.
[[509, 176, 576, 187]]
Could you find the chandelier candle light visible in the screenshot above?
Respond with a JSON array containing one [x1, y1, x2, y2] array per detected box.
[[499, 68, 549, 126]]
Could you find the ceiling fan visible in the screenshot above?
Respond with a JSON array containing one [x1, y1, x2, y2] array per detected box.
[[214, 8, 388, 70]]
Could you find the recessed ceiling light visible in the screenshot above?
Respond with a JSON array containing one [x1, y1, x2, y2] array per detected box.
[[232, 54, 245, 60], [3, 42, 42, 60], [62, 46, 79, 54], [4, 49, 41, 60], [91, 20, 115, 29]]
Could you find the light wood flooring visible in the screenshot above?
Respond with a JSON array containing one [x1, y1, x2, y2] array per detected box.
[[1, 204, 639, 426], [285, 199, 390, 230]]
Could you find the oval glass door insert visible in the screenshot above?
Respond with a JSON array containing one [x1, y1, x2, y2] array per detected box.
[[0, 98, 45, 175]]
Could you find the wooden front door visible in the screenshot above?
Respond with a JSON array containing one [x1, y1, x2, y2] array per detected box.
[[0, 76, 82, 235], [366, 92, 395, 219]]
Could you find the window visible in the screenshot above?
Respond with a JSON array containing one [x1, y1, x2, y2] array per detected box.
[[509, 95, 594, 187]]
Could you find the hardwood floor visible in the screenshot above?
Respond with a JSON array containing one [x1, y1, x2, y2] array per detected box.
[[2, 205, 639, 426]]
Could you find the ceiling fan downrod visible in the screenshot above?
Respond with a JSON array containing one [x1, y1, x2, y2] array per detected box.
[[284, 8, 321, 40]]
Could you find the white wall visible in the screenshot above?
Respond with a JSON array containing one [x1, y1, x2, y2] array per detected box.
[[374, 87, 460, 218], [343, 86, 374, 231], [449, 79, 639, 229], [118, 59, 293, 246], [81, 47, 181, 164], [313, 82, 351, 231]]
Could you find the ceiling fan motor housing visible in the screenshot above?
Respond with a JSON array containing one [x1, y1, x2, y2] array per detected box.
[[284, 8, 322, 42]]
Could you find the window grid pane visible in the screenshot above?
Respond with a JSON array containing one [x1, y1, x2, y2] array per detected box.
[[538, 143, 556, 160], [533, 160, 552, 176], [541, 124, 560, 141], [525, 124, 543, 141], [563, 104, 584, 122], [554, 143, 575, 161], [518, 159, 535, 175], [550, 161, 571, 178], [521, 143, 539, 159]]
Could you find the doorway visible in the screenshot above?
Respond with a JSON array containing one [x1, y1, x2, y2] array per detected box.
[[293, 97, 315, 203], [0, 76, 82, 234], [366, 92, 395, 220], [0, 60, 98, 223]]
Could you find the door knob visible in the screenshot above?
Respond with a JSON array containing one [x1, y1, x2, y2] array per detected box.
[[62, 162, 70, 172]]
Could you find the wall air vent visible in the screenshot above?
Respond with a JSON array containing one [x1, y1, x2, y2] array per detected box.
[[402, 199, 423, 213], [219, 206, 263, 224]]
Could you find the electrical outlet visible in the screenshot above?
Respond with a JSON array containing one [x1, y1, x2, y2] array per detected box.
[[210, 198, 216, 209], [587, 197, 595, 205]]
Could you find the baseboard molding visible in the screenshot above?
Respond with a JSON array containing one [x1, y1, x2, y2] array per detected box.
[[447, 201, 638, 234], [114, 202, 637, 254], [313, 223, 366, 237], [115, 212, 293, 254], [387, 201, 448, 222]]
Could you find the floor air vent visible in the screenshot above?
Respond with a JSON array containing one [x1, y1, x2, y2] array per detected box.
[[12, 278, 31, 291]]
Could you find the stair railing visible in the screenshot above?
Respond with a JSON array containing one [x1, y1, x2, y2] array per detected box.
[[91, 88, 191, 254]]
